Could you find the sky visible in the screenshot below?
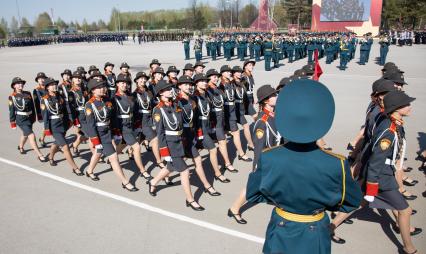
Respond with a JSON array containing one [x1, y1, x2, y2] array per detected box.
[[1, 0, 256, 25]]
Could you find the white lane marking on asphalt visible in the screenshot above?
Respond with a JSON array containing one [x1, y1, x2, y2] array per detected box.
[[0, 157, 265, 244]]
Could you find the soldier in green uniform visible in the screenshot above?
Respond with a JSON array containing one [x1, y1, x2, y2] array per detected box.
[[246, 79, 362, 254], [272, 36, 280, 68], [182, 37, 190, 60], [254, 35, 262, 62], [263, 36, 273, 71], [339, 39, 350, 70]]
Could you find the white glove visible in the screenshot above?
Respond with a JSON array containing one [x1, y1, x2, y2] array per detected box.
[[164, 156, 172, 162], [95, 144, 103, 153], [364, 195, 375, 202]]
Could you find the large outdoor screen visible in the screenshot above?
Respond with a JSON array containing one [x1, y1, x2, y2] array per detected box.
[[320, 0, 371, 22]]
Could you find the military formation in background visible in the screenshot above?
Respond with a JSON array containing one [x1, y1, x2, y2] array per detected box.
[[388, 29, 426, 46], [183, 31, 402, 70], [4, 31, 192, 47]]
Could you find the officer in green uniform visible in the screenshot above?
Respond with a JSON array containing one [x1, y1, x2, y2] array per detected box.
[[379, 34, 390, 66], [254, 36, 262, 62], [272, 36, 280, 68], [183, 38, 190, 60], [263, 36, 273, 71], [339, 39, 349, 70], [210, 37, 217, 60], [246, 79, 362, 254]]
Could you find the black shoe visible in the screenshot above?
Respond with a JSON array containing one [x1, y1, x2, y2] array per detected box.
[[403, 178, 418, 186], [49, 159, 57, 166], [346, 143, 355, 151], [247, 146, 254, 152], [148, 181, 157, 196], [204, 186, 221, 196], [85, 172, 100, 181], [343, 218, 354, 224], [186, 200, 205, 211], [163, 177, 174, 186], [331, 234, 346, 244], [402, 190, 417, 200], [39, 138, 47, 148], [38, 156, 47, 162], [412, 209, 417, 215], [17, 146, 25, 154], [72, 168, 84, 176], [122, 182, 138, 192], [403, 167, 413, 172], [323, 146, 333, 151], [394, 227, 422, 236], [227, 209, 247, 224], [223, 165, 238, 173], [140, 172, 153, 181], [214, 174, 231, 183], [238, 154, 253, 162]]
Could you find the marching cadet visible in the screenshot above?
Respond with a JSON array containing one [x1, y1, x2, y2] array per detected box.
[[68, 71, 90, 156], [149, 59, 161, 76], [193, 73, 231, 184], [219, 65, 252, 165], [229, 84, 280, 225], [379, 35, 391, 66], [206, 68, 238, 173], [132, 72, 166, 170], [241, 60, 257, 118], [88, 65, 99, 76], [182, 37, 190, 60], [119, 62, 132, 93], [182, 63, 194, 77], [263, 36, 273, 71], [58, 69, 74, 125], [147, 67, 166, 102], [112, 74, 151, 180], [166, 65, 179, 100], [232, 66, 254, 151], [104, 62, 116, 99], [193, 61, 205, 75], [176, 75, 221, 196], [364, 90, 421, 254], [9, 77, 47, 162], [83, 79, 138, 191], [246, 79, 362, 254], [76, 66, 88, 91], [147, 80, 205, 211], [41, 77, 83, 176], [33, 72, 49, 147]]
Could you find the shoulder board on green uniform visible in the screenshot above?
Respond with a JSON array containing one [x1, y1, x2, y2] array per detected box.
[[320, 148, 346, 160], [262, 144, 283, 153]]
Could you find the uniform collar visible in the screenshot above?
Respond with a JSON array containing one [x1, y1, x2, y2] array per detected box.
[[263, 108, 275, 117], [390, 115, 404, 126]]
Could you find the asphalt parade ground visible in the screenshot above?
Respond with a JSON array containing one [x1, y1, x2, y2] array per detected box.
[[0, 41, 425, 254]]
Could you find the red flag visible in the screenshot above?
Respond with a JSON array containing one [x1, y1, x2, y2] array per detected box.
[[313, 49, 323, 81]]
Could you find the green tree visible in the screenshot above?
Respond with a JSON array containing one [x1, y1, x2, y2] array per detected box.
[[21, 17, 31, 27], [34, 12, 53, 33], [0, 26, 6, 39], [1, 17, 9, 33], [82, 19, 89, 33], [55, 17, 68, 30], [10, 16, 19, 33], [239, 3, 258, 27], [282, 0, 312, 28], [97, 19, 108, 30]]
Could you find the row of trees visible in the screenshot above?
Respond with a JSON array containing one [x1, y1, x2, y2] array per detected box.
[[1, 0, 425, 39]]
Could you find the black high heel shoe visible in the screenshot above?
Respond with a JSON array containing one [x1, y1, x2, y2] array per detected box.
[[214, 174, 231, 183], [163, 177, 174, 186], [247, 146, 254, 151], [403, 177, 418, 186], [140, 171, 153, 181], [38, 138, 46, 148], [122, 182, 138, 192], [331, 234, 346, 244], [85, 172, 100, 181], [186, 200, 205, 211], [223, 164, 238, 173], [227, 209, 247, 224], [204, 186, 221, 196], [49, 159, 57, 166], [38, 156, 47, 162], [148, 181, 157, 196], [238, 154, 252, 162], [17, 146, 25, 154], [72, 168, 84, 176]]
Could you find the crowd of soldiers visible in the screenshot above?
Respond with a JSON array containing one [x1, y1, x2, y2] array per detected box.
[[321, 0, 366, 21], [184, 32, 390, 70], [8, 56, 424, 253], [386, 30, 426, 46], [131, 31, 192, 44]]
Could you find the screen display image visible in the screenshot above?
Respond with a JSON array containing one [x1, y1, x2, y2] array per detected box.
[[320, 0, 371, 22]]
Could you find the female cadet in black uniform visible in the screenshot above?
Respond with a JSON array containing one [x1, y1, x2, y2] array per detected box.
[[83, 79, 138, 191], [68, 71, 90, 155], [112, 74, 151, 180], [193, 73, 231, 184], [241, 60, 257, 118], [147, 67, 165, 102], [176, 75, 221, 196], [104, 62, 116, 99], [229, 85, 279, 224], [9, 77, 47, 162], [33, 72, 48, 147], [147, 80, 205, 211], [364, 90, 421, 254], [132, 72, 165, 169], [219, 65, 252, 164], [206, 68, 238, 173], [41, 78, 83, 175], [232, 65, 254, 151]]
